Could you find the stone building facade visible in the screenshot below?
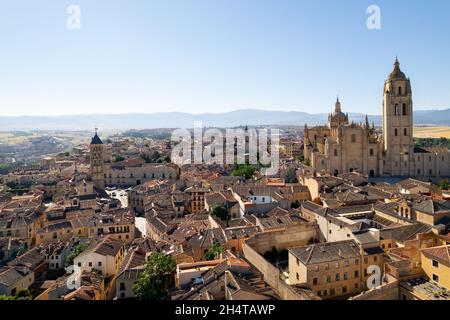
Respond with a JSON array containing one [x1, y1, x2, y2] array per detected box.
[[89, 130, 180, 189], [304, 59, 450, 179]]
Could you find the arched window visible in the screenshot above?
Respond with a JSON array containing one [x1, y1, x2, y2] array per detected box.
[[402, 103, 407, 115], [394, 104, 399, 115], [334, 149, 338, 156], [351, 134, 356, 143], [370, 149, 374, 156], [404, 128, 408, 136], [398, 87, 402, 95], [394, 129, 398, 136]]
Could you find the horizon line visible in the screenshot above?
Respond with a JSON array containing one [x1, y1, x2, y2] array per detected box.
[[0, 106, 448, 118]]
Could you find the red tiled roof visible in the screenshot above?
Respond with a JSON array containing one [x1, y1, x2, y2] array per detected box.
[[422, 245, 450, 265]]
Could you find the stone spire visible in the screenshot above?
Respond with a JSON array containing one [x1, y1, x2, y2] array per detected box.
[[335, 96, 341, 113]]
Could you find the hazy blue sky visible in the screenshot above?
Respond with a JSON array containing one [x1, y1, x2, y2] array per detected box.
[[1, 0, 449, 116]]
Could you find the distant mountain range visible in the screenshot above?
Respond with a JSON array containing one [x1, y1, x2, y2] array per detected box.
[[0, 108, 449, 131]]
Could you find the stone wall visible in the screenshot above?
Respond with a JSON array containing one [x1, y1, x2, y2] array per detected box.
[[242, 239, 315, 300], [242, 222, 319, 300], [245, 222, 318, 254], [349, 276, 399, 300]]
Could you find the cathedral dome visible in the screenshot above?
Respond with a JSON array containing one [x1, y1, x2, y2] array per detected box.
[[330, 97, 348, 124], [389, 57, 406, 80]]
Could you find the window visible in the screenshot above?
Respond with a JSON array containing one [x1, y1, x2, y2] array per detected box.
[[119, 282, 126, 291], [342, 286, 347, 294], [354, 271, 359, 278], [432, 260, 439, 268], [296, 273, 299, 280], [355, 259, 359, 265], [313, 278, 318, 285], [370, 149, 374, 156], [394, 128, 398, 136], [404, 128, 408, 136], [394, 104, 399, 115], [335, 262, 339, 268], [325, 264, 329, 270], [373, 256, 378, 262], [402, 103, 407, 115], [432, 274, 439, 283], [344, 260, 349, 267], [98, 261, 102, 267], [351, 134, 356, 143], [398, 87, 402, 95], [344, 272, 348, 280], [336, 273, 340, 281], [334, 149, 338, 156], [315, 265, 320, 272], [330, 288, 336, 295], [89, 262, 92, 267], [326, 275, 331, 283]]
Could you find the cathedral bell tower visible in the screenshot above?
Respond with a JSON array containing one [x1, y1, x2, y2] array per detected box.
[[90, 128, 105, 189], [382, 58, 414, 176]]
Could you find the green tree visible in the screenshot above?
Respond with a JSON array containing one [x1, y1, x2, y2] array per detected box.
[[114, 155, 126, 163], [65, 243, 88, 267], [211, 204, 229, 221], [0, 163, 11, 175], [204, 240, 224, 261], [438, 179, 449, 190], [0, 290, 32, 301], [231, 164, 256, 179], [133, 252, 176, 300], [6, 182, 17, 189], [284, 168, 298, 183], [15, 290, 32, 300]]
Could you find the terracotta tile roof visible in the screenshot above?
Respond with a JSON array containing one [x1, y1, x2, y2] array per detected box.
[[421, 245, 450, 266]]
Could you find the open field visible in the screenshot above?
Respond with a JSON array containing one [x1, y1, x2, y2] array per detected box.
[[414, 126, 450, 139]]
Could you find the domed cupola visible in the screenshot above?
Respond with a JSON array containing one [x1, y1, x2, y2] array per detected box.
[[329, 97, 348, 127], [389, 57, 406, 80]]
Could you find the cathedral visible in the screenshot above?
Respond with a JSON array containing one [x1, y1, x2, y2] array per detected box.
[[304, 59, 450, 179]]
